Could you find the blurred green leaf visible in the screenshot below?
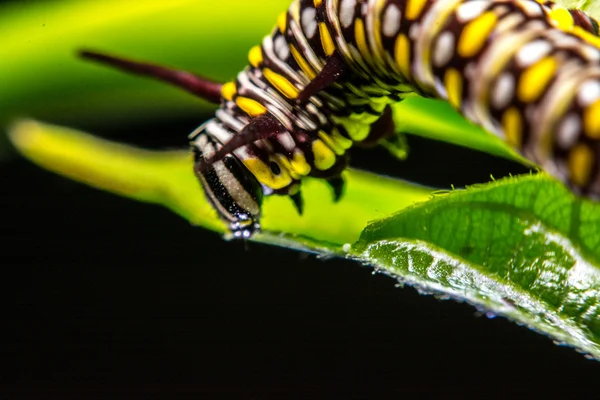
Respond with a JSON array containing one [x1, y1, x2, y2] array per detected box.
[[390, 98, 532, 166], [7, 119, 432, 248], [0, 0, 290, 127]]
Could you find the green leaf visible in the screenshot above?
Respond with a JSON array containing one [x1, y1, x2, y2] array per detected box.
[[353, 176, 600, 358], [9, 120, 600, 359]]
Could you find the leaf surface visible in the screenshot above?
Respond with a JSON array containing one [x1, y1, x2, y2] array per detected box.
[[9, 120, 600, 359]]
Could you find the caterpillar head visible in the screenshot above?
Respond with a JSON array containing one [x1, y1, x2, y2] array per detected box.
[[192, 133, 263, 239]]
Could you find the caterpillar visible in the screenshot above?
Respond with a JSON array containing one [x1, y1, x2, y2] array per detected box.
[[81, 0, 600, 238]]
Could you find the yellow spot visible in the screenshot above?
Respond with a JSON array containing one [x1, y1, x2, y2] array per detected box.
[[313, 0, 322, 6], [275, 155, 300, 180], [444, 68, 463, 109], [572, 26, 600, 48], [248, 45, 263, 68], [319, 22, 336, 56], [277, 11, 287, 33], [318, 130, 345, 155], [501, 107, 523, 149], [584, 99, 600, 139], [333, 117, 370, 141], [372, 10, 383, 56], [331, 128, 353, 150], [354, 19, 373, 65], [235, 97, 267, 117], [518, 57, 557, 103], [549, 7, 574, 31], [263, 68, 300, 99], [290, 150, 311, 175], [568, 143, 594, 187], [242, 158, 292, 190], [288, 183, 301, 195], [312, 139, 336, 170], [406, 0, 427, 20], [290, 44, 317, 79], [221, 82, 236, 101], [394, 34, 411, 79], [458, 11, 497, 58]]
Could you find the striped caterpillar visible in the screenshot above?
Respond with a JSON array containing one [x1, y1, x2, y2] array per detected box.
[[81, 0, 600, 238]]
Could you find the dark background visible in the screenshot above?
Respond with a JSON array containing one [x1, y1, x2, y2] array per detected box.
[[3, 113, 600, 398], [2, 0, 600, 397]]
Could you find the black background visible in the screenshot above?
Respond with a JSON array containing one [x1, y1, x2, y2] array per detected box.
[[3, 1, 600, 398], [3, 116, 600, 398]]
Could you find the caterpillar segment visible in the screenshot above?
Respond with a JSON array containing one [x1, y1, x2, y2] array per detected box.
[[81, 0, 600, 238]]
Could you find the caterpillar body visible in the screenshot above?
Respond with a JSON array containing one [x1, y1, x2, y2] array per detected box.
[[81, 0, 600, 238]]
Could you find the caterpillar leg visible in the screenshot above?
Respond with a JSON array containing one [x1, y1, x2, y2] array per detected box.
[[290, 191, 304, 215], [297, 52, 346, 102], [79, 50, 223, 104], [354, 106, 408, 160], [293, 172, 344, 204], [306, 151, 348, 202], [379, 134, 408, 161], [325, 176, 345, 203], [356, 105, 396, 147]]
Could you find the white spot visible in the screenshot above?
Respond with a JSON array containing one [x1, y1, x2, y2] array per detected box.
[[456, 1, 488, 23], [382, 4, 401, 37], [515, 40, 551, 67], [278, 132, 296, 151], [432, 31, 455, 67], [556, 113, 581, 149], [339, 0, 357, 28], [524, 19, 547, 32], [306, 102, 328, 125], [519, 1, 542, 17], [578, 80, 600, 106], [580, 45, 600, 62], [233, 145, 251, 160], [216, 109, 245, 131], [409, 22, 420, 40], [551, 32, 580, 48], [434, 78, 447, 99], [491, 72, 515, 109], [206, 120, 234, 145], [188, 120, 210, 140], [301, 7, 317, 38], [463, 62, 477, 80], [342, 243, 352, 253], [274, 35, 290, 60], [261, 183, 274, 195]]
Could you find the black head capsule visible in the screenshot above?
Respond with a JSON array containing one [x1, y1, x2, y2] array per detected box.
[[192, 132, 263, 238]]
